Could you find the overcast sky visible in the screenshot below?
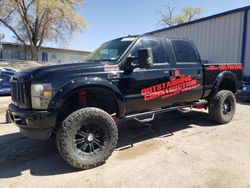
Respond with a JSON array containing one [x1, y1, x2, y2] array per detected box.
[[0, 0, 249, 52]]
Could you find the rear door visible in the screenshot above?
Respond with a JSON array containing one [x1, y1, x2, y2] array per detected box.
[[168, 39, 204, 104]]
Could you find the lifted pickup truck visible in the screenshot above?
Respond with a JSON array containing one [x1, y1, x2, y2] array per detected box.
[[8, 35, 243, 169]]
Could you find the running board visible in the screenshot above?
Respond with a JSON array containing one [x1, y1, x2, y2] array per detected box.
[[123, 100, 207, 121], [177, 107, 193, 113], [134, 113, 155, 123]]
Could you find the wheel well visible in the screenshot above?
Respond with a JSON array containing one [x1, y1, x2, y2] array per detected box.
[[56, 88, 119, 125], [218, 78, 237, 94]]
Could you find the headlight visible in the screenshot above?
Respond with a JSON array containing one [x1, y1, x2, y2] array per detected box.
[[31, 83, 53, 109]]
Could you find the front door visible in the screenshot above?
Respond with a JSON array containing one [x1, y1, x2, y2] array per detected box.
[[118, 37, 173, 114]]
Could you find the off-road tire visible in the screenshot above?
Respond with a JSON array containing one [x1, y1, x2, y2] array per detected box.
[[209, 90, 236, 124], [56, 107, 118, 170]]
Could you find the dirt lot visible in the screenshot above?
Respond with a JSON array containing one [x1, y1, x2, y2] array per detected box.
[[0, 96, 250, 188]]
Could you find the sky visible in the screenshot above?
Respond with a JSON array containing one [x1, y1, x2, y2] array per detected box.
[[0, 0, 249, 52]]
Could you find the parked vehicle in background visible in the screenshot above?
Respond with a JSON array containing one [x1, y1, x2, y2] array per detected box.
[[240, 76, 250, 102], [0, 68, 16, 95], [8, 35, 243, 170]]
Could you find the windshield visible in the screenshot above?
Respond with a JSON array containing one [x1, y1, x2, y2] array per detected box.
[[85, 37, 136, 62]]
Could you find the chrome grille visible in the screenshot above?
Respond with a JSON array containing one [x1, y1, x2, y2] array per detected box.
[[11, 79, 26, 105]]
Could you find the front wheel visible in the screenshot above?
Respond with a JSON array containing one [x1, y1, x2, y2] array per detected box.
[[208, 90, 236, 124], [56, 107, 118, 170]]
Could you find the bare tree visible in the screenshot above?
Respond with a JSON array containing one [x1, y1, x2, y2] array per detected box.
[[158, 6, 202, 28], [0, 0, 87, 60], [157, 6, 177, 27]]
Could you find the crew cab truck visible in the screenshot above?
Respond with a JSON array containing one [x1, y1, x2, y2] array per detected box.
[[8, 35, 243, 170]]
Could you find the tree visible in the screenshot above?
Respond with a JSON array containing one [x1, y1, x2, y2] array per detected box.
[[158, 6, 202, 27], [0, 0, 87, 60], [157, 6, 177, 27]]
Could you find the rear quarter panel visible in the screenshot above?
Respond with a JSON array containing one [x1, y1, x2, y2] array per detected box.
[[203, 63, 243, 98]]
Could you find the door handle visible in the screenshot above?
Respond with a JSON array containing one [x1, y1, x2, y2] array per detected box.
[[163, 70, 173, 78]]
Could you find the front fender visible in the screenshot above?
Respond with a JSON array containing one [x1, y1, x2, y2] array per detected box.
[[49, 77, 126, 117]]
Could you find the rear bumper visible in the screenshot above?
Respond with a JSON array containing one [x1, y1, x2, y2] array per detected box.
[[7, 103, 57, 140]]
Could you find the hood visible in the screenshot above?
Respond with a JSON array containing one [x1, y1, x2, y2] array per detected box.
[[14, 61, 112, 82]]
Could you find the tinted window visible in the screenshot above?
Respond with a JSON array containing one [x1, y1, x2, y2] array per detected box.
[[131, 38, 168, 64], [172, 40, 197, 62], [42, 52, 48, 62]]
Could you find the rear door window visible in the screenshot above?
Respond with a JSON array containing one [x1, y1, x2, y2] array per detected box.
[[171, 40, 197, 63]]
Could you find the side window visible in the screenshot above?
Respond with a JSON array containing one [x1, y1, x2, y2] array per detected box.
[[18, 51, 26, 60], [172, 40, 197, 63], [51, 54, 57, 59], [42, 52, 48, 62], [131, 38, 168, 64]]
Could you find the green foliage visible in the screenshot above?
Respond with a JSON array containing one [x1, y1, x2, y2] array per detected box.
[[158, 6, 203, 27], [0, 0, 87, 60]]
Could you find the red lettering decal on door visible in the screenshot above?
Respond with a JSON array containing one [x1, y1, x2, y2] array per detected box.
[[140, 71, 200, 101]]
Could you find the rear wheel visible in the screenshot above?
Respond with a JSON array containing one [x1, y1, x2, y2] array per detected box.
[[208, 90, 236, 124], [56, 107, 118, 170]]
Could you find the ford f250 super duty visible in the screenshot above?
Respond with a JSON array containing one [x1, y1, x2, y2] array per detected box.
[[8, 35, 243, 169]]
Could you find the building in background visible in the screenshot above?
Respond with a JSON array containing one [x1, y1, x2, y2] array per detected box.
[[149, 6, 250, 77], [148, 6, 250, 95], [0, 42, 90, 63]]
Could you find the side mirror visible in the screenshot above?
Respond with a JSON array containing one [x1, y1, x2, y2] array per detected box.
[[138, 48, 154, 69]]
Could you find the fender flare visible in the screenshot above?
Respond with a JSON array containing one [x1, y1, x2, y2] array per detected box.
[[49, 77, 126, 117], [210, 71, 238, 97]]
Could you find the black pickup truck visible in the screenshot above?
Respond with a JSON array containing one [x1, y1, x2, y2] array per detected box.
[[8, 35, 243, 169]]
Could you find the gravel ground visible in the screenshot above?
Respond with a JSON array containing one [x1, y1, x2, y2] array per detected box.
[[0, 97, 250, 188]]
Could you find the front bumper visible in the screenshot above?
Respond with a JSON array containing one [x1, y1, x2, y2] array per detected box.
[[7, 103, 57, 140]]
